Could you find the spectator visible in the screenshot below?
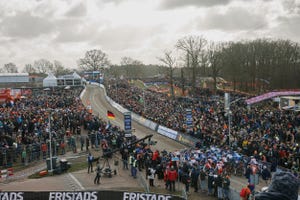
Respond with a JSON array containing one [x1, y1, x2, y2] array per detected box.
[[41, 142, 47, 159], [164, 166, 170, 190], [190, 165, 199, 192], [80, 135, 85, 151], [222, 175, 230, 200], [60, 140, 65, 155], [207, 170, 214, 196], [21, 147, 26, 165], [131, 156, 137, 178], [121, 148, 129, 170], [199, 168, 206, 192], [167, 165, 178, 192], [147, 166, 156, 187], [255, 171, 299, 200], [182, 172, 191, 194], [87, 152, 94, 173], [261, 165, 271, 185], [94, 160, 101, 185], [240, 184, 251, 200]]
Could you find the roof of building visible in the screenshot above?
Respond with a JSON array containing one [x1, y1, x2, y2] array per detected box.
[[0, 73, 29, 76]]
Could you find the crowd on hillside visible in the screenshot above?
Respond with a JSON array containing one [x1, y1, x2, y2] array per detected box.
[[105, 79, 300, 174], [0, 87, 90, 167]]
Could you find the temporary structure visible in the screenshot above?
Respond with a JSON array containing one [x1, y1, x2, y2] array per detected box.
[[43, 73, 57, 87], [57, 72, 83, 86]]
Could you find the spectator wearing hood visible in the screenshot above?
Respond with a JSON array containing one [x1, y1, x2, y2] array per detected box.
[[207, 170, 214, 196], [222, 174, 230, 200], [261, 165, 271, 185], [255, 171, 299, 200], [190, 165, 199, 192]]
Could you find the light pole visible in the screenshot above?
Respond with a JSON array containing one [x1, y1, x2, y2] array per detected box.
[[224, 93, 231, 147], [143, 90, 146, 114], [226, 109, 232, 146], [225, 93, 244, 147], [116, 82, 118, 103], [48, 112, 53, 173]]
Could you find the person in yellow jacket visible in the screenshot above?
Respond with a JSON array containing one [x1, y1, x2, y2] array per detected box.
[[129, 154, 137, 178]]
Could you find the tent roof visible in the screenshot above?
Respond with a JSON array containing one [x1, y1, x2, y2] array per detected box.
[[72, 72, 81, 79], [44, 73, 57, 80], [57, 71, 82, 79]]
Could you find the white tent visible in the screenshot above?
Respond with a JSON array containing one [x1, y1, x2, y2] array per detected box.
[[72, 72, 81, 79], [57, 71, 83, 86], [43, 73, 57, 87]]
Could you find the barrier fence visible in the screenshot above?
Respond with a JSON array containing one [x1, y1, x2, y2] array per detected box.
[[0, 139, 77, 169]]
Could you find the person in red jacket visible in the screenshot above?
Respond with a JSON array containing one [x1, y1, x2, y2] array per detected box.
[[164, 166, 171, 190], [167, 165, 178, 192], [152, 150, 159, 167]]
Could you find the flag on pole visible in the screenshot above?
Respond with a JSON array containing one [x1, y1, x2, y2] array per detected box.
[[107, 110, 115, 120]]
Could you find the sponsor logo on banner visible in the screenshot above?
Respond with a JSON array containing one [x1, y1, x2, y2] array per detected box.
[[157, 126, 178, 140], [123, 192, 172, 200], [185, 109, 192, 129], [124, 112, 132, 137], [49, 192, 98, 200], [0, 192, 24, 200]]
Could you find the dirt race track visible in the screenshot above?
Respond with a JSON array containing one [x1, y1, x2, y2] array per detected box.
[[1, 85, 264, 200]]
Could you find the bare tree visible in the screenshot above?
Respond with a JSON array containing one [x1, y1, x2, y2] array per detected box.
[[3, 62, 18, 73], [158, 50, 176, 99], [78, 49, 110, 71], [120, 57, 144, 78], [120, 57, 143, 66], [176, 35, 207, 95], [34, 59, 53, 74], [22, 64, 37, 74], [207, 42, 222, 93], [53, 60, 71, 76]]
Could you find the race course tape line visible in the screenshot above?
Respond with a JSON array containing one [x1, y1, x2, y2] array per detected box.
[[68, 173, 85, 190]]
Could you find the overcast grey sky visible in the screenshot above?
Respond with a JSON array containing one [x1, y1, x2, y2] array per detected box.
[[0, 0, 299, 70]]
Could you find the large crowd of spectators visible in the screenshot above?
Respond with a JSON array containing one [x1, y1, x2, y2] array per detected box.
[[1, 78, 299, 197], [0, 86, 90, 167], [105, 78, 300, 174], [103, 78, 300, 199]]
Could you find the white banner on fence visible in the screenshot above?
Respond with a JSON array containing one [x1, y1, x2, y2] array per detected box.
[[131, 114, 158, 131], [157, 125, 178, 140]]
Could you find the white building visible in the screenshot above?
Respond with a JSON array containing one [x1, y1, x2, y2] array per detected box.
[[0, 73, 29, 83]]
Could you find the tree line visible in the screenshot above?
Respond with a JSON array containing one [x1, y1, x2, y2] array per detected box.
[[105, 37, 300, 96], [0, 59, 74, 77], [2, 36, 300, 95]]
